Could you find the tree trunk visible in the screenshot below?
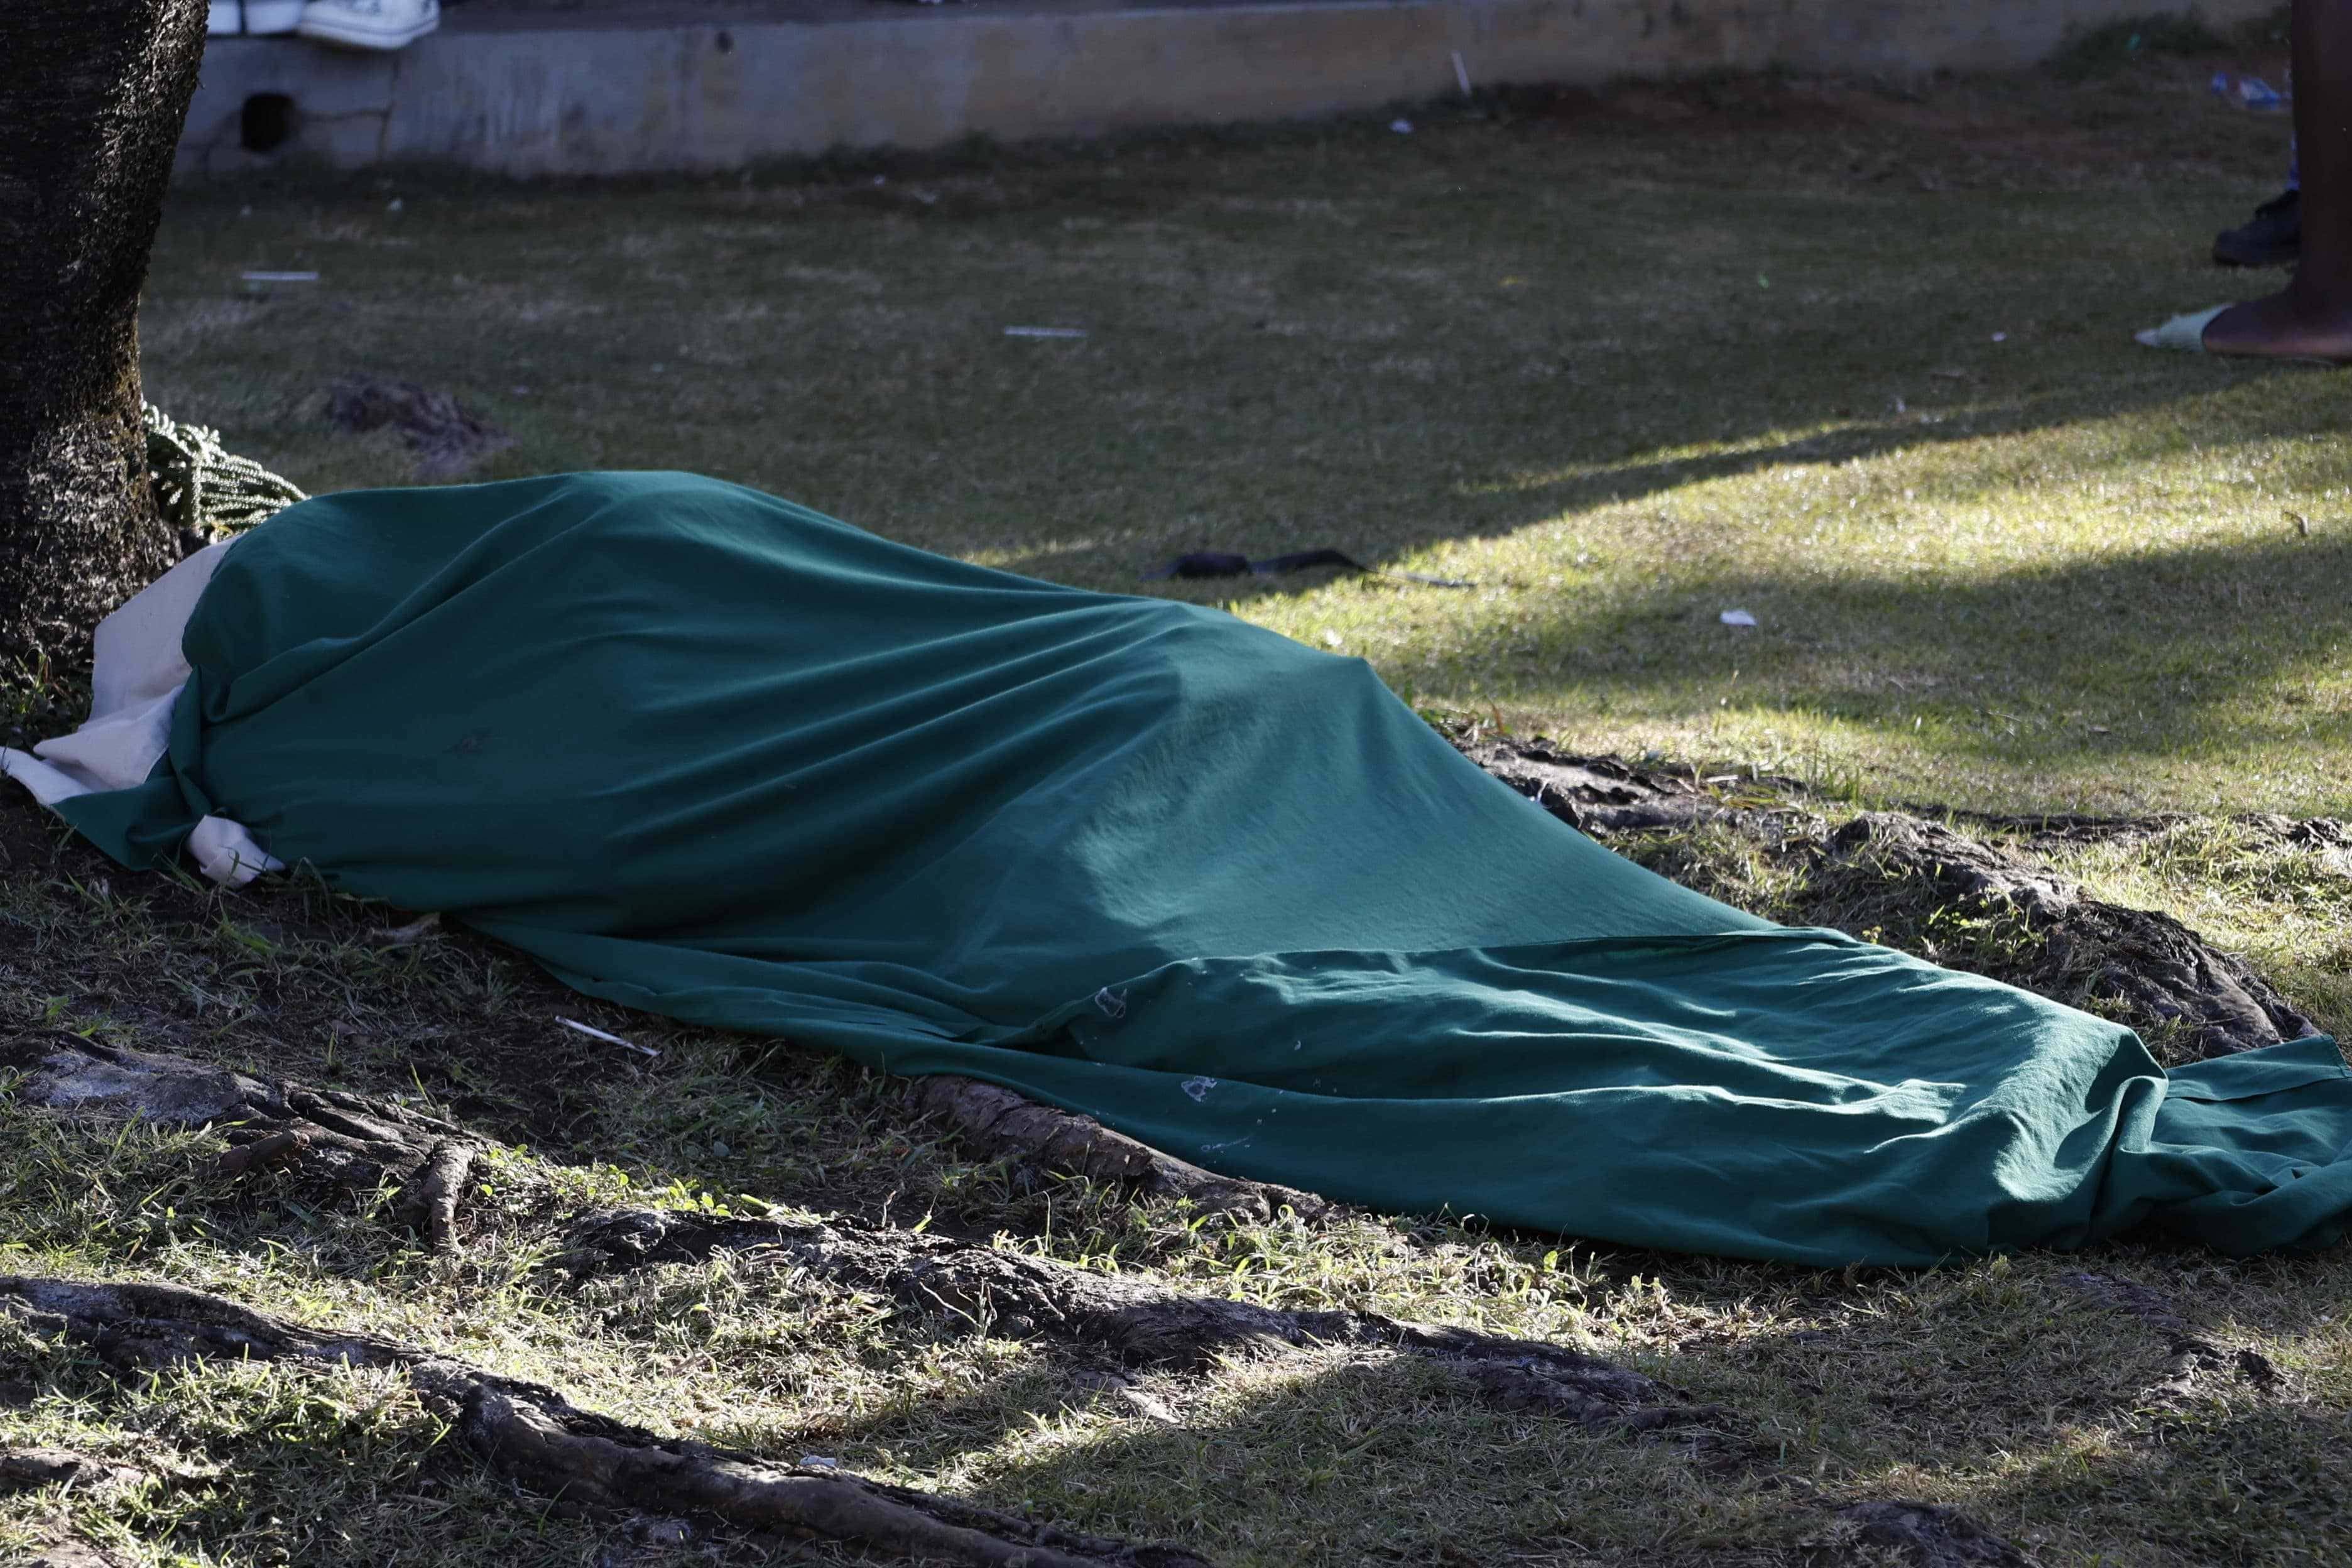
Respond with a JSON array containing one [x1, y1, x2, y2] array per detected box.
[[0, 1, 208, 680]]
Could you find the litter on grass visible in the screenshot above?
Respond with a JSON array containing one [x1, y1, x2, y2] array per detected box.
[[557, 1016, 660, 1057], [2212, 72, 2289, 110], [326, 374, 511, 478], [1720, 609, 1758, 627]]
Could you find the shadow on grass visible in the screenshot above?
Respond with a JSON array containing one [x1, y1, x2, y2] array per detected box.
[[141, 80, 2329, 616], [992, 354, 2349, 602], [34, 1265, 2328, 1568]]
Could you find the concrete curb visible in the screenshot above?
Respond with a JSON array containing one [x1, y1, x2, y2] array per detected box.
[[178, 0, 2275, 177]]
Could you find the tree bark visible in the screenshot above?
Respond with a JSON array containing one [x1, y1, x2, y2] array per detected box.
[[0, 1, 207, 678]]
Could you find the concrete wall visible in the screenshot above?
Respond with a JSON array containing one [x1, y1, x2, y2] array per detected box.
[[178, 0, 2280, 177]]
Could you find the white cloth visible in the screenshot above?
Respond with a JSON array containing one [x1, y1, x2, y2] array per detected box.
[[0, 540, 283, 886]]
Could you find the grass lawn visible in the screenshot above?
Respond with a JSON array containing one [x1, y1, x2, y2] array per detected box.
[[138, 46, 2352, 824], [10, 35, 2352, 1568]]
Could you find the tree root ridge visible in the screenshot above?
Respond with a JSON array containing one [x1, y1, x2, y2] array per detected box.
[[0, 1032, 1709, 1436], [0, 1446, 148, 1495], [908, 1074, 1339, 1222], [1463, 738, 2319, 1060], [1825, 813, 2317, 1060], [0, 1275, 1209, 1568], [1831, 1500, 2028, 1567], [555, 1206, 1714, 1430], [0, 1030, 482, 1241], [2061, 1271, 2282, 1399]]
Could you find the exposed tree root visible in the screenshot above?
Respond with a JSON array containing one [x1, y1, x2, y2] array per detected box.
[[908, 1075, 1337, 1222], [1464, 738, 2322, 1060], [555, 1206, 1718, 1431], [0, 1030, 1712, 1437], [2061, 1271, 2282, 1400], [1824, 1500, 2028, 1567], [17, 1534, 133, 1568], [0, 1030, 484, 1245], [2, 1447, 151, 1568], [0, 1447, 147, 1495], [1825, 813, 2317, 1060], [0, 1276, 1211, 1568], [1462, 744, 1791, 839]]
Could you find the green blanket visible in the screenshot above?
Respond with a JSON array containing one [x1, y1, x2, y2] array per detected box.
[[53, 472, 2352, 1264]]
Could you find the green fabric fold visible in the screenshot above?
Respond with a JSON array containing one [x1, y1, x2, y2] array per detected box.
[[42, 471, 2352, 1264]]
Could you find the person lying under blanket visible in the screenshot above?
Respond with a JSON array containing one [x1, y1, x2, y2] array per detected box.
[[9, 471, 2352, 1266]]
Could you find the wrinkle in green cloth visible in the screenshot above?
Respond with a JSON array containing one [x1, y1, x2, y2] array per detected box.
[[45, 471, 2352, 1265]]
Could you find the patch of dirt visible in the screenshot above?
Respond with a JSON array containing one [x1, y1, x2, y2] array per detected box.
[[14, 1535, 135, 1568], [1803, 1500, 2029, 1567], [325, 376, 511, 479]]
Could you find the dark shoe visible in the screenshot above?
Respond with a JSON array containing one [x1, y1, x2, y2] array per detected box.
[[2214, 188, 2300, 268]]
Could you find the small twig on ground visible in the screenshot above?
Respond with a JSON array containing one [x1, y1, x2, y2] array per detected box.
[[557, 1017, 660, 1057], [367, 911, 440, 945]]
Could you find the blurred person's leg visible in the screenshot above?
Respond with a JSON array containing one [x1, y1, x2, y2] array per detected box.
[[2203, 0, 2352, 357], [2213, 70, 2301, 268]]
